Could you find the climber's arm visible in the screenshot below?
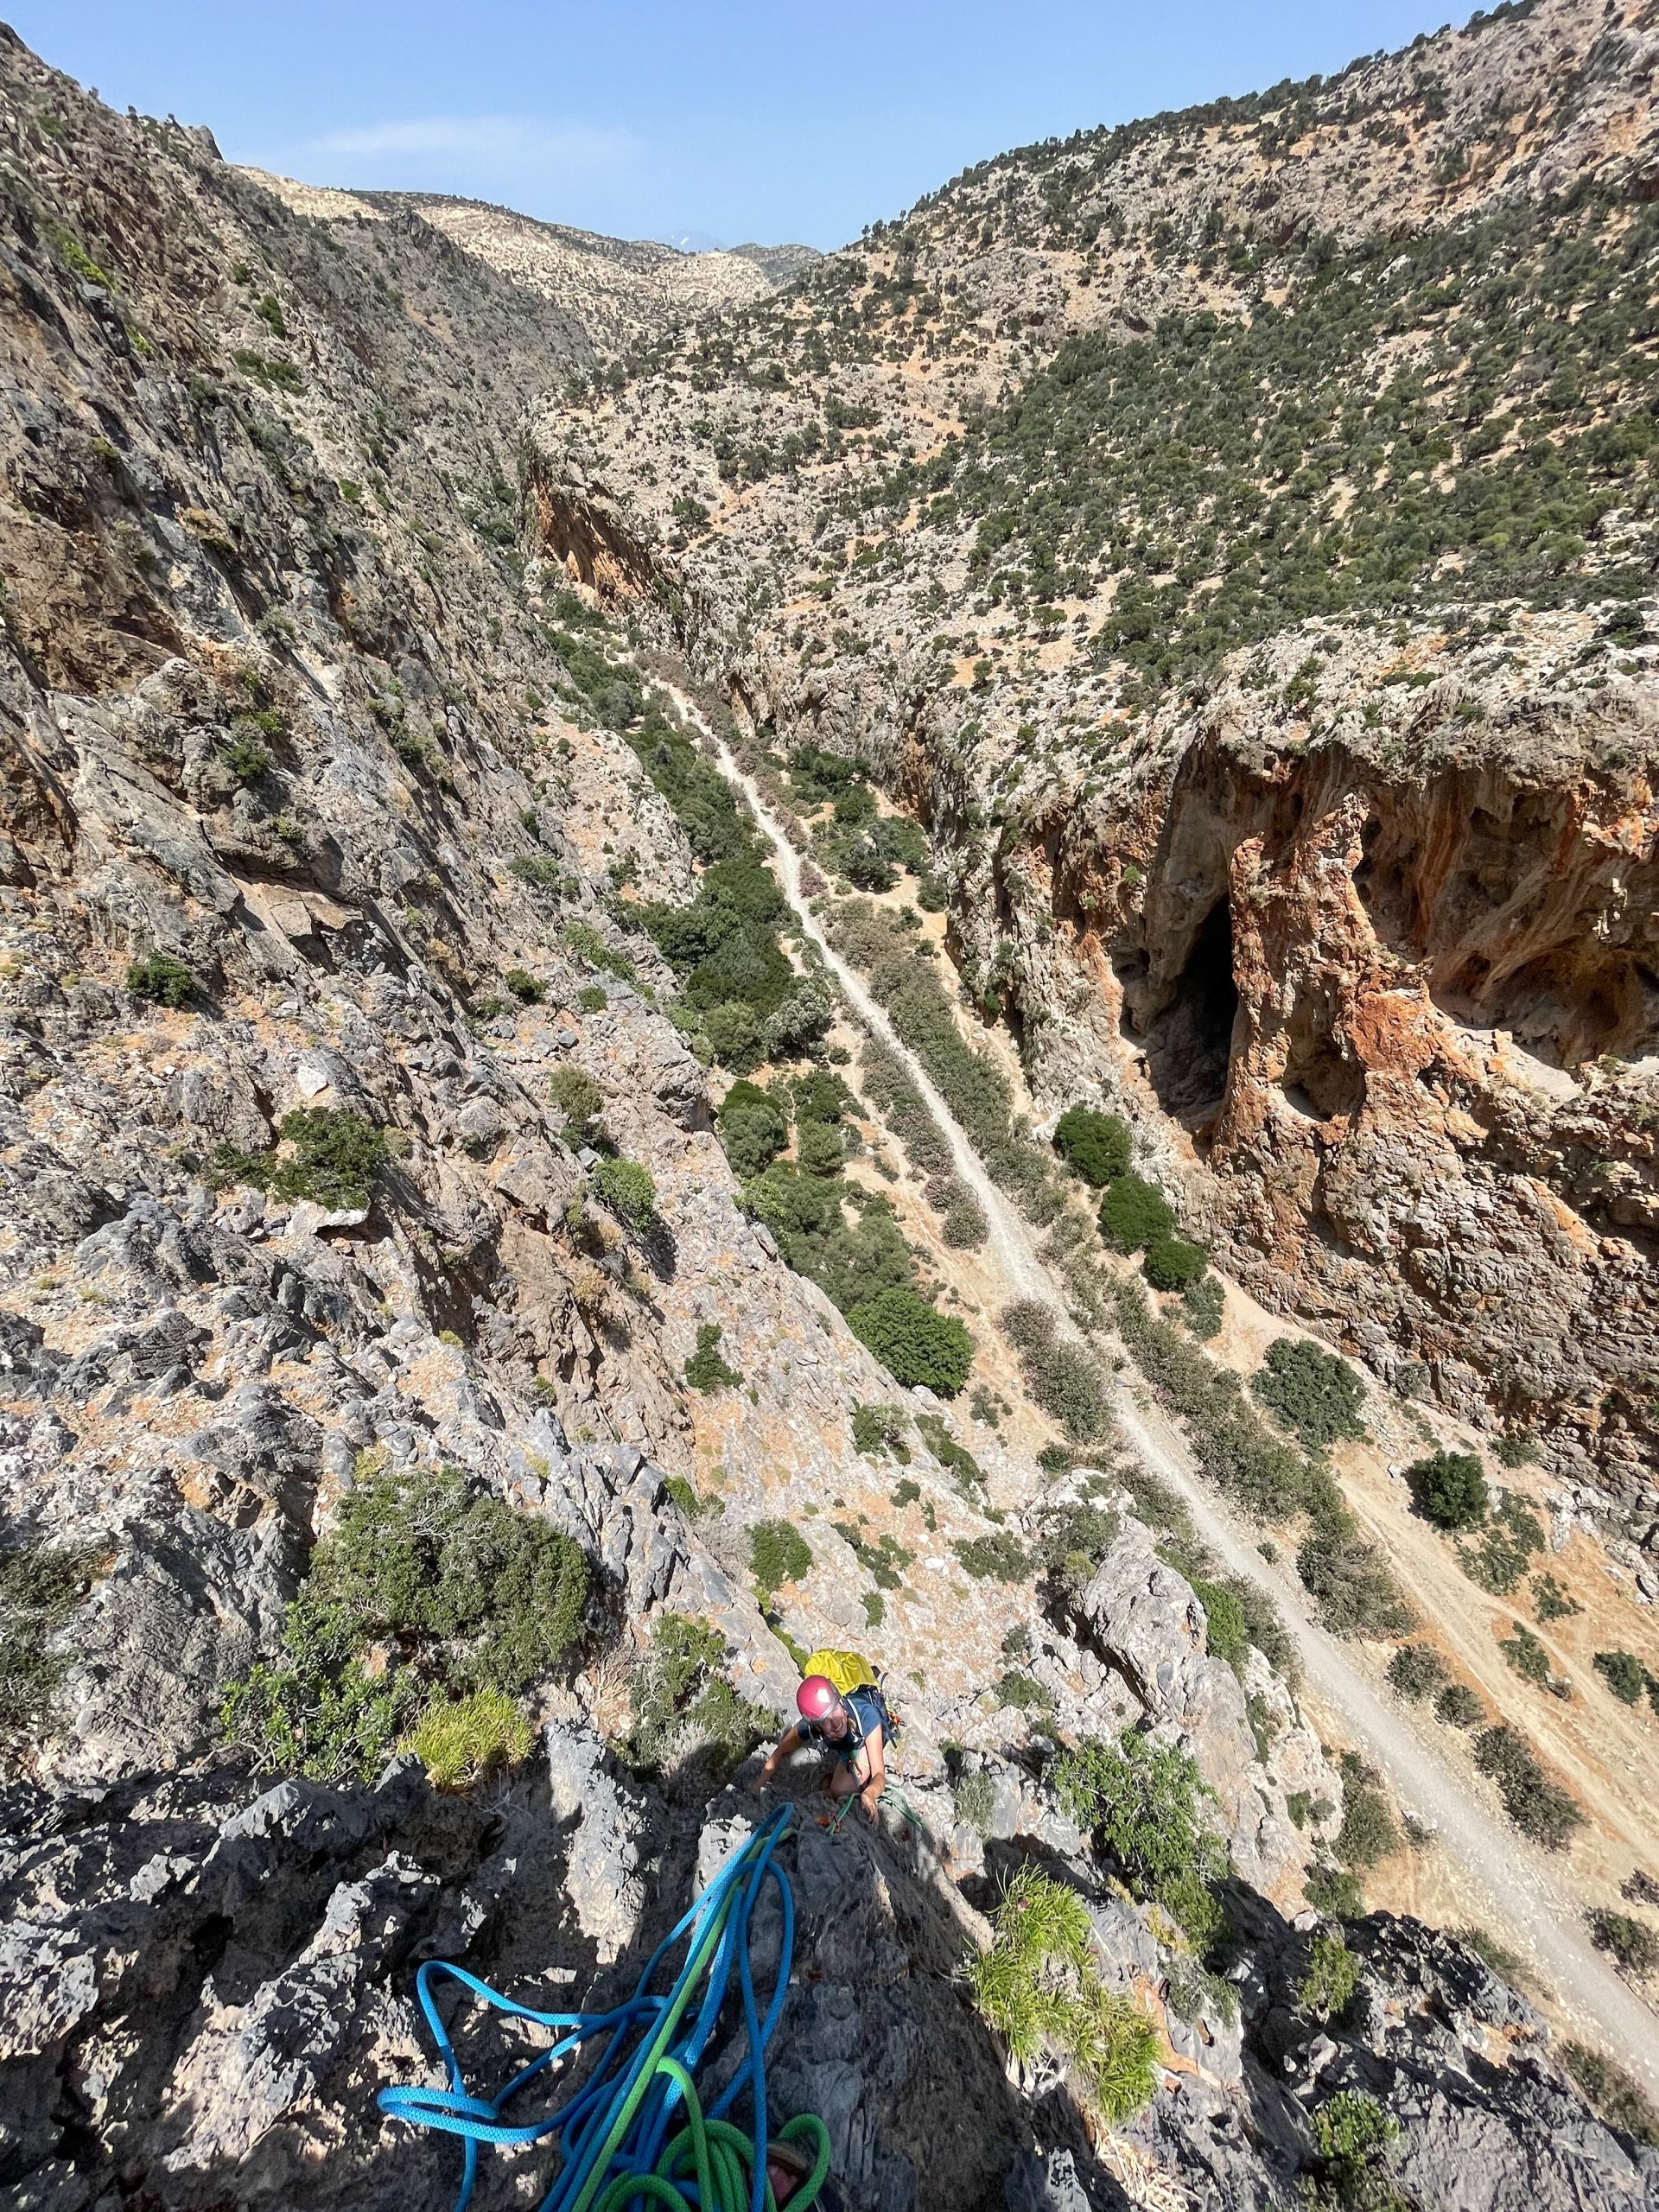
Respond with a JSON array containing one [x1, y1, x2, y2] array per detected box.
[[858, 1724, 886, 1821], [755, 1723, 805, 1789]]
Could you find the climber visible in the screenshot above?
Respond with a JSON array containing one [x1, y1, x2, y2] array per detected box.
[[753, 1669, 888, 1824]]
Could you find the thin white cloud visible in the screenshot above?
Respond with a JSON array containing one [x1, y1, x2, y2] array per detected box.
[[292, 113, 641, 180]]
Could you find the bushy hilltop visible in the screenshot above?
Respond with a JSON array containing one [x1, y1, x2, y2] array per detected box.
[[243, 174, 817, 359], [534, 0, 1659, 1510], [3, 21, 1659, 2212]]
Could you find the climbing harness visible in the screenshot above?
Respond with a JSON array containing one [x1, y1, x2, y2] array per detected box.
[[377, 1803, 831, 2212]]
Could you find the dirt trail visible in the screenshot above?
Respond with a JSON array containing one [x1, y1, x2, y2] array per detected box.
[[681, 693, 1659, 2093]]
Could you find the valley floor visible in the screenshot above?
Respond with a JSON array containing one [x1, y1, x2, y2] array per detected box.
[[686, 683, 1659, 2094]]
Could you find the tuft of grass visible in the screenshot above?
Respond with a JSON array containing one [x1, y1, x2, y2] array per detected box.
[[405, 1688, 532, 1789], [955, 1767, 997, 1836], [966, 1866, 1158, 2122]]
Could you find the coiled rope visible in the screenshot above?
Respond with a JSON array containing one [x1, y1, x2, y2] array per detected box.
[[377, 1803, 830, 2212]]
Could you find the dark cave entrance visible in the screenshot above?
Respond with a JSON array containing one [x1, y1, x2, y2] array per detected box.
[[1139, 899, 1241, 1125]]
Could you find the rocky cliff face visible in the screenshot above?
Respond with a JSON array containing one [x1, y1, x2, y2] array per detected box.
[[2, 20, 1656, 2212], [531, 0, 1659, 1519]]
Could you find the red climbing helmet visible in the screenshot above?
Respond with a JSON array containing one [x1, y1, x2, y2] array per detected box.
[[797, 1675, 840, 1723]]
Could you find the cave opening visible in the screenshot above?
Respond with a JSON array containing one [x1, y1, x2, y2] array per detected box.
[[1140, 898, 1241, 1125]]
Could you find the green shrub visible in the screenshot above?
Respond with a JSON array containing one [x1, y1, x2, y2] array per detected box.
[[1098, 1173, 1173, 1253], [564, 918, 637, 983], [916, 1411, 984, 1492], [1304, 1864, 1365, 1919], [1192, 1579, 1247, 1665], [1474, 1726, 1585, 1849], [1334, 1758, 1399, 1870], [1460, 1492, 1547, 1595], [627, 1612, 767, 1783], [1499, 1620, 1551, 1685], [1251, 1338, 1368, 1451], [1298, 1929, 1360, 2021], [941, 1192, 989, 1248], [954, 1532, 1030, 1581], [995, 1669, 1052, 1713], [1533, 1573, 1581, 1622], [664, 1474, 717, 1521], [504, 968, 545, 1003], [966, 1866, 1157, 2121], [1297, 1519, 1416, 1640], [1493, 1433, 1540, 1468], [233, 349, 303, 393], [831, 1514, 912, 1592], [1029, 1339, 1114, 1441], [1054, 1731, 1224, 1934], [548, 1065, 605, 1141], [405, 1687, 533, 1789], [717, 1085, 788, 1178], [796, 1118, 845, 1177], [1586, 1909, 1659, 1978], [1388, 1644, 1448, 1700], [1435, 1682, 1484, 1728], [1562, 2043, 1659, 2146], [1179, 1274, 1225, 1338], [592, 1155, 657, 1230], [511, 854, 566, 890], [1307, 2092, 1400, 2208], [578, 984, 607, 1013], [1408, 1450, 1488, 1529], [750, 1519, 812, 1598], [684, 1323, 741, 1392], [215, 1108, 390, 1209], [1593, 1649, 1649, 1705], [0, 1541, 104, 1731], [1455, 1923, 1529, 1984], [852, 1403, 910, 1459], [1053, 1106, 1131, 1186], [1143, 1235, 1208, 1292], [954, 1767, 997, 1836], [223, 728, 274, 782], [126, 950, 195, 1007], [220, 1465, 588, 1782], [849, 1286, 973, 1393]]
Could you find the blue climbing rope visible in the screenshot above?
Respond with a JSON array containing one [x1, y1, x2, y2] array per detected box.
[[377, 1803, 830, 2212]]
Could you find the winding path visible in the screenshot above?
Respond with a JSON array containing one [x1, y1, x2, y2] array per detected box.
[[684, 694, 1659, 2093]]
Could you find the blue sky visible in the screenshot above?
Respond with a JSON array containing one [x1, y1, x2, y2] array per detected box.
[[22, 3, 1463, 251]]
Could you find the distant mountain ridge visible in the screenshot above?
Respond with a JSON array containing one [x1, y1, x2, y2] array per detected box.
[[241, 168, 818, 356]]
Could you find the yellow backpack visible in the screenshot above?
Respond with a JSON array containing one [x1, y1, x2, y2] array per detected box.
[[803, 1648, 879, 1697]]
